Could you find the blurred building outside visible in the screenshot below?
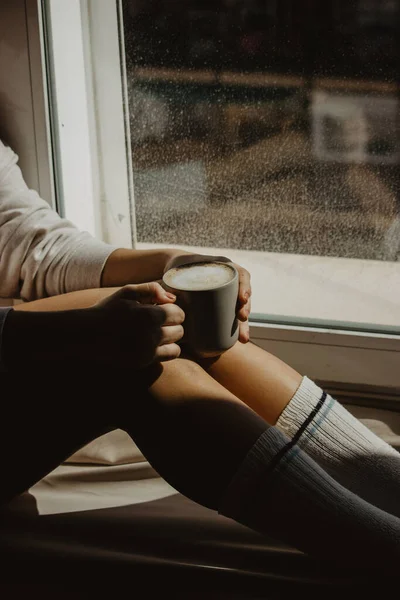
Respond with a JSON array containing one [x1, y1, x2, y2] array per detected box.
[[122, 0, 400, 325]]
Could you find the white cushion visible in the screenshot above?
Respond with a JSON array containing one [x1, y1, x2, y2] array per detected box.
[[65, 429, 145, 465]]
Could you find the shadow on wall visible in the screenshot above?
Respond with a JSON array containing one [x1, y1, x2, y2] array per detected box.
[[0, 92, 16, 147]]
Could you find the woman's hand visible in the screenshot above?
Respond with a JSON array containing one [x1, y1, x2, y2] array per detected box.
[[231, 261, 251, 343], [89, 282, 185, 368], [164, 253, 251, 344], [3, 283, 185, 371]]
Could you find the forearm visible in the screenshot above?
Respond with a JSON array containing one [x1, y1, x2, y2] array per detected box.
[[101, 247, 191, 287], [2, 308, 93, 368]]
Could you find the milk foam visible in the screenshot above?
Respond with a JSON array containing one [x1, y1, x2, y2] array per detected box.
[[164, 263, 234, 291]]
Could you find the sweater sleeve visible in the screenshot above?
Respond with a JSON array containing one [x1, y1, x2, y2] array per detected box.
[[0, 140, 118, 301]]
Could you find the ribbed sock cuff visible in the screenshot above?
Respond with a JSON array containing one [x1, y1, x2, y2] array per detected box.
[[276, 376, 397, 460], [276, 376, 334, 442]]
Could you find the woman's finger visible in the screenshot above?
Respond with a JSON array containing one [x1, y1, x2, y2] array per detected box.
[[119, 282, 175, 305], [237, 303, 250, 322], [237, 295, 251, 321], [238, 320, 250, 344], [153, 304, 185, 326], [233, 264, 251, 307], [159, 324, 185, 345], [155, 343, 182, 361]]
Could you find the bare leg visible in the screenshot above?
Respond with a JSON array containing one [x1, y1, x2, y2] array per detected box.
[[14, 287, 120, 312], [1, 357, 267, 510], [7, 290, 400, 568], [192, 342, 303, 425], [119, 358, 268, 509], [194, 341, 400, 524], [16, 290, 302, 426], [5, 289, 267, 509]]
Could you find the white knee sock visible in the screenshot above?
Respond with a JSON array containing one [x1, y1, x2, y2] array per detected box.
[[219, 427, 400, 571], [276, 377, 400, 518]]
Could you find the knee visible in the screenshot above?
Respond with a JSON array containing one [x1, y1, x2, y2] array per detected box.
[[161, 357, 205, 380]]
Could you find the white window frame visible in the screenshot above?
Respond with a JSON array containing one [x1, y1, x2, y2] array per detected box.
[[25, 0, 400, 395], [41, 0, 134, 246]]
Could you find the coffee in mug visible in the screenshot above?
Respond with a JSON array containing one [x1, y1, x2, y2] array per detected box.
[[163, 261, 239, 357]]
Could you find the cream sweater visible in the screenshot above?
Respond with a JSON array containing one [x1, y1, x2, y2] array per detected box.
[[0, 139, 116, 367], [0, 139, 116, 301]]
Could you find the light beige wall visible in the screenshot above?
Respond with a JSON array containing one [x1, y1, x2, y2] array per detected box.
[[0, 0, 52, 305], [0, 0, 52, 205], [0, 0, 39, 190]]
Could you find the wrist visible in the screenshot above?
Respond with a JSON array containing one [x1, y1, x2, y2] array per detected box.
[[162, 248, 192, 272], [101, 247, 192, 287]]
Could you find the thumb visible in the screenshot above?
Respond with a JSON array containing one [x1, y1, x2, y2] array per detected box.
[[119, 282, 176, 305]]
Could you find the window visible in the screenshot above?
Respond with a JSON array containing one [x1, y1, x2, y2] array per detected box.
[[25, 1, 400, 391], [121, 0, 400, 331]]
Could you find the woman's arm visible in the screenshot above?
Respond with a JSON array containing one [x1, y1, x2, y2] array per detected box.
[[0, 141, 243, 304], [0, 140, 192, 300], [0, 140, 116, 301], [101, 247, 191, 287], [1, 283, 184, 371]]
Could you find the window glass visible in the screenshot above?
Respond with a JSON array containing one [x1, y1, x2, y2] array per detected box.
[[121, 0, 400, 330]]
